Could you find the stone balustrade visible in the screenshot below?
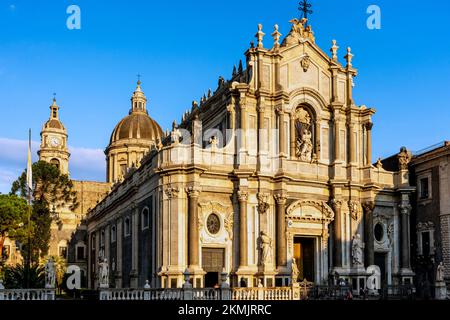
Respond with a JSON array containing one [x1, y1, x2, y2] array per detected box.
[[0, 289, 56, 301], [99, 286, 298, 301], [100, 288, 185, 301], [232, 287, 294, 300]]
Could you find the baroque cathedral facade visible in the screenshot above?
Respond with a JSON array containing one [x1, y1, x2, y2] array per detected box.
[[81, 16, 416, 291]]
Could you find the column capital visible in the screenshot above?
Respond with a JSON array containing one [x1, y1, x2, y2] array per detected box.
[[237, 190, 248, 202], [275, 105, 285, 115], [226, 104, 235, 114], [399, 204, 412, 215], [165, 185, 180, 199], [185, 186, 201, 198], [274, 192, 287, 204], [364, 122, 374, 131], [330, 198, 344, 210]]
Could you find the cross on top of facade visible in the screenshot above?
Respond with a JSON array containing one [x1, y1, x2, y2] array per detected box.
[[298, 0, 313, 22]]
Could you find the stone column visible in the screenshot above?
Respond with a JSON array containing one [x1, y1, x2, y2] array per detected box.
[[365, 122, 373, 166], [349, 123, 356, 163], [105, 225, 110, 265], [186, 186, 201, 268], [290, 114, 296, 158], [334, 112, 340, 162], [277, 107, 287, 156], [116, 218, 123, 288], [238, 190, 249, 268], [130, 204, 139, 288], [258, 106, 266, 154], [239, 98, 247, 151], [274, 193, 287, 267], [331, 199, 343, 268], [363, 202, 375, 267], [400, 204, 412, 269]]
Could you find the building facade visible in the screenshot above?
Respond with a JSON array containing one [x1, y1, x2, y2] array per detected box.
[[86, 17, 415, 291], [409, 142, 450, 296]]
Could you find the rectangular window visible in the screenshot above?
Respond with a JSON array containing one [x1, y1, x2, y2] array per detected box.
[[422, 232, 431, 257], [111, 225, 117, 243], [124, 217, 131, 237], [420, 178, 429, 199], [59, 246, 67, 259], [77, 246, 85, 260]]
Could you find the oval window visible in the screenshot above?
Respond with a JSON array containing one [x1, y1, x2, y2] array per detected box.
[[206, 214, 221, 235], [374, 223, 384, 242]]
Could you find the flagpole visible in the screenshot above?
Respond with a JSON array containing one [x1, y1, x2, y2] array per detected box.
[[26, 129, 32, 288]]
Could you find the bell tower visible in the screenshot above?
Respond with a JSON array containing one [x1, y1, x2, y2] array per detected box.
[[38, 97, 70, 175]]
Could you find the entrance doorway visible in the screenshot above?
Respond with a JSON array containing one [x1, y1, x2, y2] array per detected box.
[[374, 252, 387, 285], [293, 237, 315, 282], [202, 248, 225, 288]]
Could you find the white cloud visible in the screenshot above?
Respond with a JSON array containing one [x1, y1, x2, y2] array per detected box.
[[0, 168, 20, 194], [68, 146, 106, 180], [0, 137, 106, 192]]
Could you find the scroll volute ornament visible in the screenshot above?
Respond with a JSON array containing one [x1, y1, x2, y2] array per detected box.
[[348, 200, 360, 221], [362, 201, 375, 215], [257, 193, 270, 215]]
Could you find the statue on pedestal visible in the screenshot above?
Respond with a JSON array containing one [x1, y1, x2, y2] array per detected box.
[[99, 258, 109, 288], [291, 258, 299, 284], [45, 257, 56, 289], [437, 262, 445, 282], [351, 234, 364, 267], [259, 231, 272, 266]]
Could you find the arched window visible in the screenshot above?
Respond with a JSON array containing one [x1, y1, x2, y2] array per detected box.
[[294, 106, 315, 162], [124, 217, 131, 237], [111, 225, 117, 243], [100, 230, 105, 246], [142, 207, 150, 230], [50, 158, 60, 169]]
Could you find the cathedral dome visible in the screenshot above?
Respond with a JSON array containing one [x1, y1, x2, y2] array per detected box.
[[105, 80, 164, 183], [110, 112, 163, 144]]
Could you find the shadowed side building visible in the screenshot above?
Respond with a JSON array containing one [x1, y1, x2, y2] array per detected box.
[[408, 142, 450, 297]]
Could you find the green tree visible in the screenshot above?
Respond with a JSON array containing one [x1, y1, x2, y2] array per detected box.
[[10, 161, 79, 264], [3, 264, 45, 289], [0, 194, 28, 264]]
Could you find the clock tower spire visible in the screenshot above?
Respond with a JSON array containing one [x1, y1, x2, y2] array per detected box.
[[38, 97, 70, 175]]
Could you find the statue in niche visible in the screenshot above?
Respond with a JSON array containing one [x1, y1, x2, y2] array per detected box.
[[351, 234, 364, 266], [259, 231, 272, 265], [294, 107, 313, 162], [297, 128, 313, 161]]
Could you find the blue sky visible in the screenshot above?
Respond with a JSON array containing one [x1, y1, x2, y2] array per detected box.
[[0, 0, 449, 193]]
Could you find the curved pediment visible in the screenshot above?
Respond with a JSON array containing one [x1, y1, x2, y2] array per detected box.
[[286, 200, 334, 222]]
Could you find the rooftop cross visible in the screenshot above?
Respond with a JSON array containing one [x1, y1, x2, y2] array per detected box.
[[298, 0, 313, 23], [137, 74, 141, 84]]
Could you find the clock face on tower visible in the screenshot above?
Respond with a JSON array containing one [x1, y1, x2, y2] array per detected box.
[[48, 136, 61, 147]]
